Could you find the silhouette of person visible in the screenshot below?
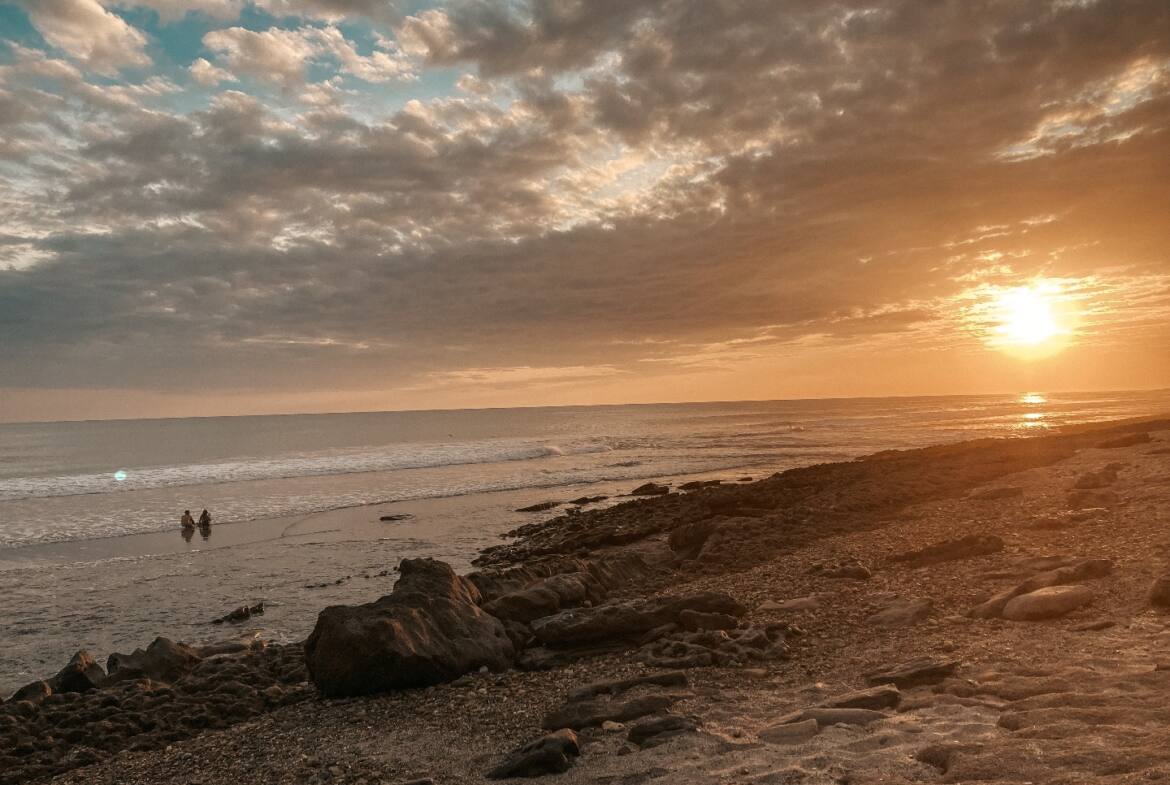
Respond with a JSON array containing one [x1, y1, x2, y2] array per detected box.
[[181, 510, 195, 528], [198, 509, 212, 527]]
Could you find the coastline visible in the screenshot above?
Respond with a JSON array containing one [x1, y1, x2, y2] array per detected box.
[[0, 466, 764, 696], [4, 415, 1170, 784]]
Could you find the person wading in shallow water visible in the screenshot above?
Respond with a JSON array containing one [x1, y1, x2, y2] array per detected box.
[[181, 510, 195, 529], [197, 509, 212, 541]]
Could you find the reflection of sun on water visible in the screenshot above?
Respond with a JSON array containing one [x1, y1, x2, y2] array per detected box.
[[1018, 392, 1049, 429]]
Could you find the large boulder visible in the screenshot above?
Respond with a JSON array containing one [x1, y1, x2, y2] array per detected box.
[[106, 637, 202, 684], [50, 650, 105, 693], [530, 592, 746, 647], [1001, 585, 1095, 621], [10, 680, 51, 704], [304, 558, 515, 696]]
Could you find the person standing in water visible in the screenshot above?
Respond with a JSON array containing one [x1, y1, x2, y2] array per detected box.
[[181, 510, 195, 528], [198, 509, 211, 527]]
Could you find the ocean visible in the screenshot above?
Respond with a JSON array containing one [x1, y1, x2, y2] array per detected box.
[[0, 390, 1167, 693], [5, 390, 1169, 551]]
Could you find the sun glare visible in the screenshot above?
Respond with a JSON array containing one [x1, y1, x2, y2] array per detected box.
[[988, 282, 1073, 357], [997, 287, 1059, 344]]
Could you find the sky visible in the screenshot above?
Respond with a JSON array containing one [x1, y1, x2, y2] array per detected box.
[[1, 0, 1168, 422]]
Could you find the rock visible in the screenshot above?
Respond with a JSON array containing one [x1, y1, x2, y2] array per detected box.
[[378, 514, 412, 522], [865, 657, 959, 688], [629, 482, 670, 496], [485, 729, 580, 779], [542, 695, 680, 730], [601, 720, 624, 731], [1149, 576, 1170, 608], [627, 715, 697, 747], [1001, 585, 1095, 621], [1096, 432, 1151, 448], [679, 480, 722, 491], [668, 519, 719, 557], [890, 534, 1003, 567], [10, 680, 51, 704], [304, 558, 515, 696], [759, 718, 819, 743], [679, 610, 739, 631], [637, 623, 679, 646], [107, 637, 202, 684], [774, 707, 889, 727], [567, 671, 688, 702], [970, 558, 1112, 619], [971, 486, 1023, 501], [1072, 619, 1115, 631], [568, 495, 608, 505], [483, 570, 602, 624], [195, 641, 251, 658], [865, 598, 932, 627], [819, 683, 900, 711], [1067, 489, 1120, 508], [51, 650, 105, 693], [531, 592, 746, 647], [211, 602, 264, 624], [516, 501, 561, 513], [483, 586, 563, 624]]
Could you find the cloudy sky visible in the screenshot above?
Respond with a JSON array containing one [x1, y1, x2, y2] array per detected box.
[[1, 0, 1168, 422]]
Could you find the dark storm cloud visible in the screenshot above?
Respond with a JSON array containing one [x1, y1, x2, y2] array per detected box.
[[1, 0, 1169, 397]]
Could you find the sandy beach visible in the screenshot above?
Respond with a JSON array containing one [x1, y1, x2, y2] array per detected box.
[[1, 415, 1168, 784]]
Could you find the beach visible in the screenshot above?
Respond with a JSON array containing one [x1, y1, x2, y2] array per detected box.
[[4, 392, 1170, 696], [3, 413, 1170, 784]]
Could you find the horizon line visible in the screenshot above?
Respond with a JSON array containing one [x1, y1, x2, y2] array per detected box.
[[3, 384, 1169, 427]]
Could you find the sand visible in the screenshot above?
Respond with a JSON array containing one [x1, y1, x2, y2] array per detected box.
[[21, 417, 1170, 784]]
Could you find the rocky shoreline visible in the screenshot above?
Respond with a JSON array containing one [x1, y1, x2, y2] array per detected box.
[[5, 415, 1170, 784]]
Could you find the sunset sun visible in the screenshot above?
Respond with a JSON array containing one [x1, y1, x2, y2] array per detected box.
[[989, 283, 1073, 356], [996, 287, 1060, 345]]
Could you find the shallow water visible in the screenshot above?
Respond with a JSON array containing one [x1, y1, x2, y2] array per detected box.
[[1, 390, 1167, 694]]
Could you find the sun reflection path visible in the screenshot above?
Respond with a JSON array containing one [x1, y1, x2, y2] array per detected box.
[[1018, 392, 1049, 429]]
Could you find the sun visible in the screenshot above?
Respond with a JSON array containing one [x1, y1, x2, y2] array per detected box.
[[996, 287, 1059, 345], [988, 282, 1073, 357]]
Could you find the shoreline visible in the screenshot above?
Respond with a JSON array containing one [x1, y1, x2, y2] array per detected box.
[[4, 414, 1170, 784]]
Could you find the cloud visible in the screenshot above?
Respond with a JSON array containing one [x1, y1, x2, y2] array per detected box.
[[2, 0, 1170, 416], [200, 24, 413, 87], [189, 56, 236, 86], [19, 0, 151, 75]]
